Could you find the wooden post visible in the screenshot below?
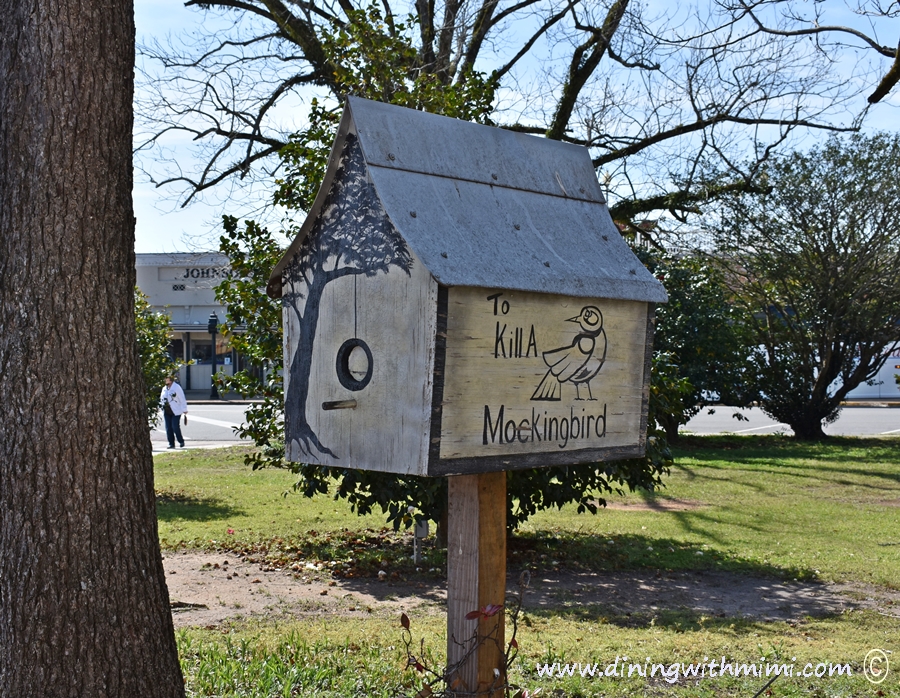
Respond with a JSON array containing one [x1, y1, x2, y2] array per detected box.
[[447, 472, 506, 697]]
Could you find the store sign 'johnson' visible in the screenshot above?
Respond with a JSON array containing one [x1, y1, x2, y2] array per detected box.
[[157, 266, 234, 285], [181, 267, 233, 279]]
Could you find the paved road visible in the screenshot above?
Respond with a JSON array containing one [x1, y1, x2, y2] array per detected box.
[[684, 404, 900, 437], [150, 402, 246, 453], [151, 402, 900, 454]]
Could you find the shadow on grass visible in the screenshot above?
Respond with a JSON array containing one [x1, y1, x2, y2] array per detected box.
[[187, 525, 814, 586], [509, 531, 815, 581], [156, 488, 245, 522], [527, 604, 796, 633], [176, 525, 839, 621], [196, 527, 449, 579], [669, 435, 900, 496]]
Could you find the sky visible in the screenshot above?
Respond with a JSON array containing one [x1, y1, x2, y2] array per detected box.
[[132, 0, 899, 253], [134, 0, 217, 252]]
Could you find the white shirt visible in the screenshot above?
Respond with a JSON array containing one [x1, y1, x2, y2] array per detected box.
[[160, 382, 188, 416]]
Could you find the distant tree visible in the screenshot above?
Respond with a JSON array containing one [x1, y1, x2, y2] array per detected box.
[[216, 216, 287, 473], [638, 250, 758, 441], [0, 0, 185, 691], [711, 132, 900, 440], [135, 288, 179, 429]]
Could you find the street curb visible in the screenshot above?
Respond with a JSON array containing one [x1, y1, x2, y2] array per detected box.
[[841, 401, 900, 407], [187, 399, 261, 405]]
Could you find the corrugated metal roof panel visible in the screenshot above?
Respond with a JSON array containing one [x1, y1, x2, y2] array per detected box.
[[348, 96, 606, 204], [368, 165, 667, 301], [269, 98, 666, 304]]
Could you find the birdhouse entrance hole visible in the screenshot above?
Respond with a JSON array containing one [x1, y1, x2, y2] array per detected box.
[[335, 338, 373, 391]]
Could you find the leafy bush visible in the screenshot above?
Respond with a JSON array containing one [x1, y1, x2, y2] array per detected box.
[[135, 287, 179, 429]]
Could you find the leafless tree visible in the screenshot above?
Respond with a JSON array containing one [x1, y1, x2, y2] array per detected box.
[[136, 0, 890, 229], [722, 0, 899, 104]]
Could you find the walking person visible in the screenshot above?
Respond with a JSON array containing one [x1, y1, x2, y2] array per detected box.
[[160, 375, 188, 448]]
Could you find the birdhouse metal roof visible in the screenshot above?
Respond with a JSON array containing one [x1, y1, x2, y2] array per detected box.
[[268, 97, 667, 303]]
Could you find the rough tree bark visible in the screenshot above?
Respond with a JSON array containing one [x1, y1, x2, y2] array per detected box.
[[0, 0, 186, 694]]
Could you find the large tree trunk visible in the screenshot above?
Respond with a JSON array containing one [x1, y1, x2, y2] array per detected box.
[[788, 414, 829, 441], [658, 413, 682, 443], [0, 0, 186, 694]]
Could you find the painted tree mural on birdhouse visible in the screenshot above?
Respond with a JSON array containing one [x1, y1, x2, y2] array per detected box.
[[283, 133, 413, 457]]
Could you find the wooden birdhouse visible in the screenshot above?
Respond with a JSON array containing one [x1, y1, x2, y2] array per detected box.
[[268, 97, 667, 476]]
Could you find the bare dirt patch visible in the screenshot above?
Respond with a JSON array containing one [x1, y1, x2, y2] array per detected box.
[[163, 551, 900, 628], [521, 570, 897, 621], [163, 551, 443, 628]]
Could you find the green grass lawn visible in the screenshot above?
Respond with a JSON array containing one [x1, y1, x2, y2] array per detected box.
[[156, 436, 900, 697], [175, 611, 898, 697], [155, 446, 388, 544], [521, 435, 900, 588]]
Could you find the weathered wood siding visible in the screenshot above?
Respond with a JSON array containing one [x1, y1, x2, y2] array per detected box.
[[437, 287, 650, 465], [285, 248, 437, 474]]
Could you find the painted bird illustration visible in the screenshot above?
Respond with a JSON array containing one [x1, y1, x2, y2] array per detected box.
[[531, 306, 607, 401]]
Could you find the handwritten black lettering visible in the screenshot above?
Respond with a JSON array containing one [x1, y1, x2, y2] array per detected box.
[[531, 408, 542, 441], [504, 419, 517, 443], [482, 404, 607, 448], [594, 403, 607, 437], [483, 405, 504, 444], [494, 322, 507, 358], [526, 326, 538, 357]]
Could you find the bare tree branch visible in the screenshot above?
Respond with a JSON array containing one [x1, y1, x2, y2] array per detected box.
[[158, 143, 284, 206], [868, 38, 900, 102], [456, 0, 501, 78], [546, 0, 629, 140], [136, 0, 888, 222], [491, 0, 576, 81], [733, 0, 895, 57], [593, 115, 857, 167]]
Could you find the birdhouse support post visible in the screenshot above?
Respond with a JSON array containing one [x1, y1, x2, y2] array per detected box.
[[447, 471, 507, 697]]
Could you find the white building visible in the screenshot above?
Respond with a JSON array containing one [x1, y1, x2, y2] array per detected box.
[[844, 345, 900, 400], [136, 252, 244, 391]]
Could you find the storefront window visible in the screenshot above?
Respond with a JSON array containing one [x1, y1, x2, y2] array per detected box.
[[164, 329, 249, 391], [186, 336, 231, 364], [167, 338, 184, 364]]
